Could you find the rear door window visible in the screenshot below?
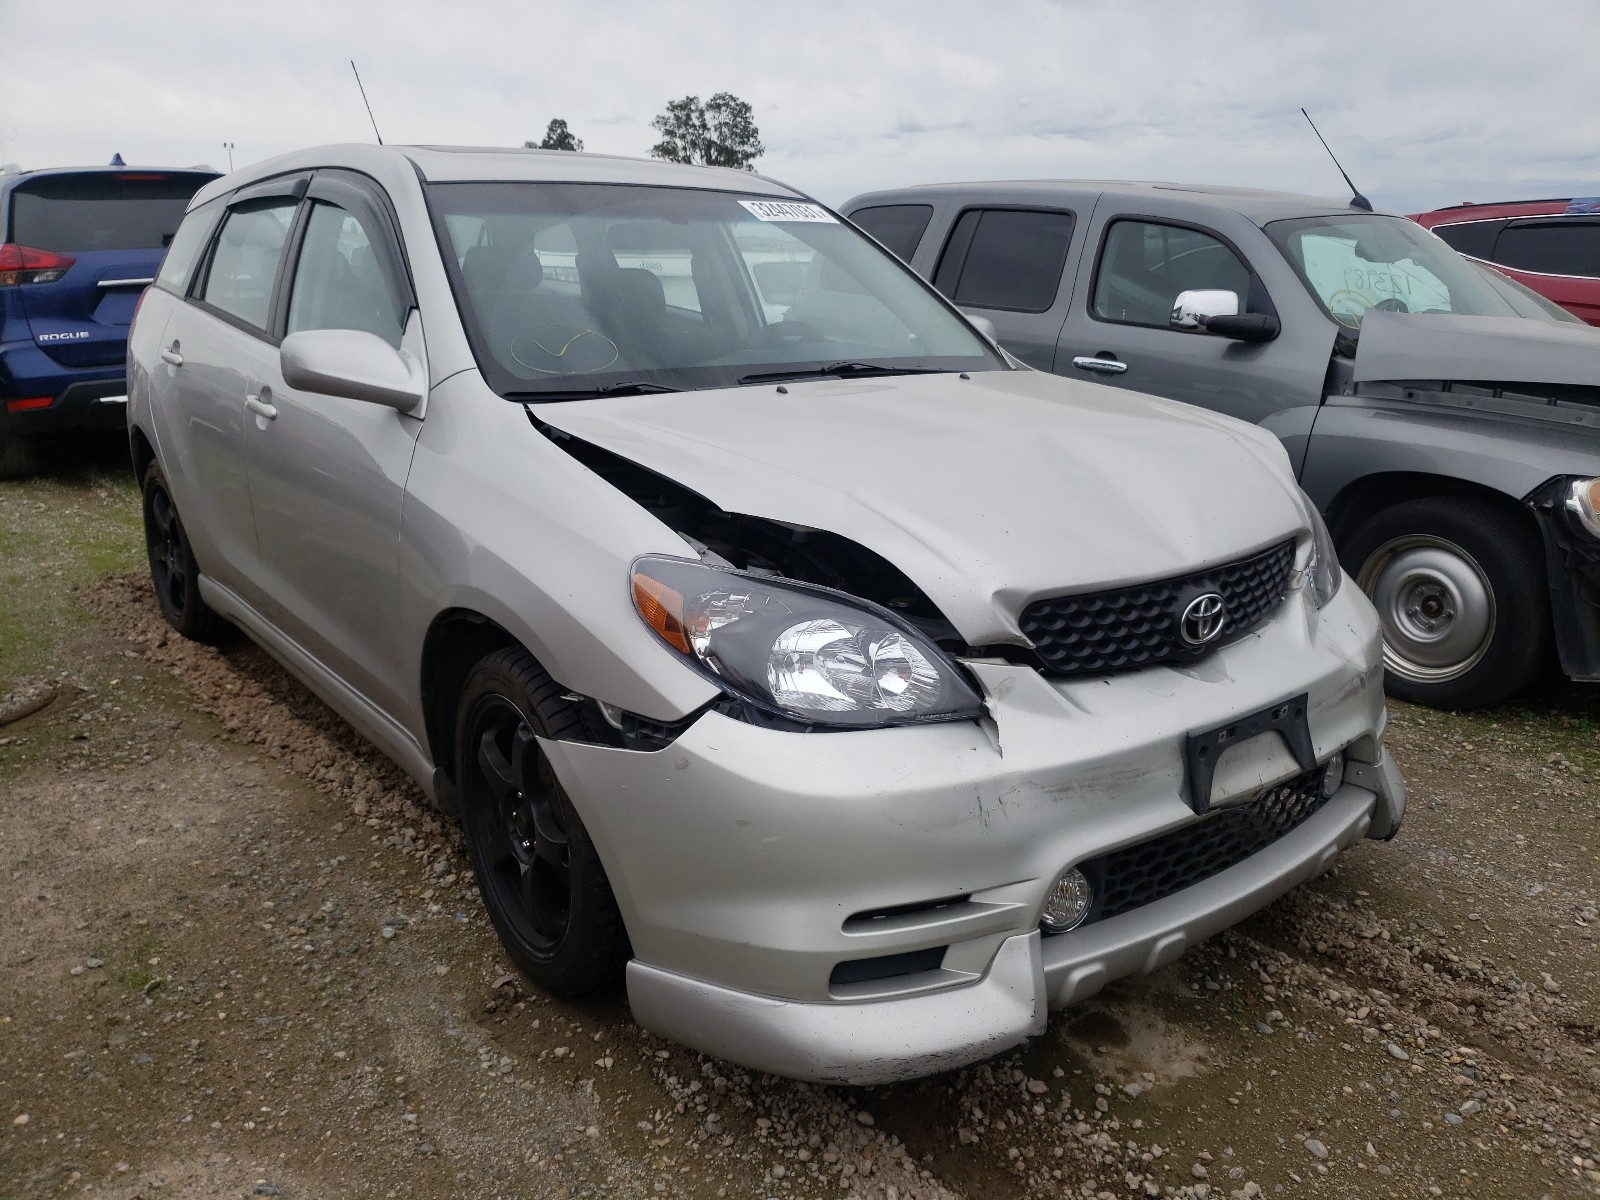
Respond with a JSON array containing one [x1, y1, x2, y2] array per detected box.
[[933, 208, 1075, 312], [1493, 220, 1600, 278], [199, 200, 298, 333], [850, 204, 934, 263], [1092, 219, 1252, 327], [7, 172, 214, 252]]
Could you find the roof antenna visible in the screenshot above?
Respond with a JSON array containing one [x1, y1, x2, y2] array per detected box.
[[1300, 108, 1371, 211], [351, 60, 384, 145]]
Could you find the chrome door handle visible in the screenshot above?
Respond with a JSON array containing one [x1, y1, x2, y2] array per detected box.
[[160, 346, 184, 367], [1071, 356, 1128, 374], [245, 393, 278, 420]]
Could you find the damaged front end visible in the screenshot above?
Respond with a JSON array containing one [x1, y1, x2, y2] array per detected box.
[[1527, 476, 1600, 681]]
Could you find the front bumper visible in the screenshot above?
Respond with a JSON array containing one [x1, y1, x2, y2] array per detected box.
[[1527, 477, 1600, 682], [627, 760, 1397, 1084], [542, 582, 1403, 1084]]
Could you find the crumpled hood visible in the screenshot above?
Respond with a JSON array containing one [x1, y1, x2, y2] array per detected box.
[[1353, 310, 1600, 387], [536, 369, 1309, 645]]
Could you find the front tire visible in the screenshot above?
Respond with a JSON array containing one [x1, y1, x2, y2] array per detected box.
[[141, 460, 230, 644], [456, 647, 630, 995], [1344, 496, 1552, 709]]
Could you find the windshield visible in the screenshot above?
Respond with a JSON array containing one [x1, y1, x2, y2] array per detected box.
[[1266, 214, 1526, 330], [426, 183, 1001, 397]]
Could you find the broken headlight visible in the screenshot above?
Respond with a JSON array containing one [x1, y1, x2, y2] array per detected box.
[[630, 555, 984, 729], [1301, 492, 1343, 608], [1567, 477, 1600, 539]]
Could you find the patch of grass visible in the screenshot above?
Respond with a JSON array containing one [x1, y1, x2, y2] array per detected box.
[[110, 933, 163, 994], [1393, 680, 1600, 779], [0, 447, 142, 689]]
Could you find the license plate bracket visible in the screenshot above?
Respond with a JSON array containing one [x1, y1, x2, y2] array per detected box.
[[1184, 692, 1316, 816]]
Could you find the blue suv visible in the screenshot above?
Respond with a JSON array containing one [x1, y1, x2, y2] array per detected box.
[[0, 164, 217, 476]]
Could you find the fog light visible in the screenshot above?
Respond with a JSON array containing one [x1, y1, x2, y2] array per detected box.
[[1322, 753, 1346, 798], [1041, 866, 1093, 933]]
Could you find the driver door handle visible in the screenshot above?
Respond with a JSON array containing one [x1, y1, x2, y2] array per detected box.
[[245, 393, 278, 421], [160, 345, 184, 367], [1071, 355, 1128, 375]]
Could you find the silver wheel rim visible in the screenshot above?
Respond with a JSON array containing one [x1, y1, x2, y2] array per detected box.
[[1356, 534, 1496, 684]]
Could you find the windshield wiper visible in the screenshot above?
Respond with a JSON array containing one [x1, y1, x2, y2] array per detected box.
[[506, 381, 682, 402], [737, 362, 956, 386]]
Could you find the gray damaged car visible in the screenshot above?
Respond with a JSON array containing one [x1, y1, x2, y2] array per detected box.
[[128, 146, 1404, 1084], [843, 182, 1600, 710]]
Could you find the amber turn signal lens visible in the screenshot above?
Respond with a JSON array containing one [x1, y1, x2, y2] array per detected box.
[[632, 572, 691, 654]]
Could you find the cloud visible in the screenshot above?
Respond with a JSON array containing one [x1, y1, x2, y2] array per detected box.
[[1, 0, 1594, 213]]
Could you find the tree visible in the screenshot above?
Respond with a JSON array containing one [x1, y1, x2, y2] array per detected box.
[[526, 119, 582, 152], [650, 93, 764, 170]]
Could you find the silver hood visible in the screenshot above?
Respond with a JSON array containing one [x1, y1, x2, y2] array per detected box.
[[537, 369, 1308, 645], [1353, 310, 1600, 387]]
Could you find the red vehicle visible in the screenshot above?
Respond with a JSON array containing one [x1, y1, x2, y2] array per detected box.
[[1410, 198, 1600, 325]]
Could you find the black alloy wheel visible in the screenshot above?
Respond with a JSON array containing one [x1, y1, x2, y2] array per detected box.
[[140, 460, 228, 643], [456, 648, 629, 994]]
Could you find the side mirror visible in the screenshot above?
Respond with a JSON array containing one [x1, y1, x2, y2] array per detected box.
[[280, 329, 425, 412], [1170, 288, 1239, 330], [962, 311, 1000, 343], [1203, 312, 1281, 342]]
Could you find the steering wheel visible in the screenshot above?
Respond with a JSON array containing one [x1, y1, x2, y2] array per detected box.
[[1373, 298, 1410, 313], [754, 319, 824, 349]]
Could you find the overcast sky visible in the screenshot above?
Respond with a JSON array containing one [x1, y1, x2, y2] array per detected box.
[[2, 0, 1596, 213]]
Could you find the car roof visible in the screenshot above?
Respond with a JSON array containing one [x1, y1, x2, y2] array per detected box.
[[1411, 199, 1575, 224], [188, 144, 804, 209], [846, 179, 1372, 225]]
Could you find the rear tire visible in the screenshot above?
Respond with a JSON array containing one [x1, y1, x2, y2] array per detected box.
[[0, 433, 40, 481], [141, 460, 230, 644], [456, 647, 630, 995], [1343, 496, 1551, 709]]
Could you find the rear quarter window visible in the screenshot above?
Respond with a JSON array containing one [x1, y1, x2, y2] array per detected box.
[[155, 200, 223, 295], [7, 172, 215, 252], [1493, 220, 1600, 278]]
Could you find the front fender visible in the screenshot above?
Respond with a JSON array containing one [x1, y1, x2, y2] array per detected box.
[[1300, 392, 1600, 513]]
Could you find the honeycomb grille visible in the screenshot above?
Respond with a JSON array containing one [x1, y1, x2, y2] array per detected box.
[[1079, 765, 1329, 927], [1018, 540, 1296, 678]]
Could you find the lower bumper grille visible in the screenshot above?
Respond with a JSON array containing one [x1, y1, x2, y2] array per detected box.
[[1074, 764, 1330, 927]]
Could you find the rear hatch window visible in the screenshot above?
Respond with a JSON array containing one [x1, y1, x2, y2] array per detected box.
[[7, 172, 213, 252]]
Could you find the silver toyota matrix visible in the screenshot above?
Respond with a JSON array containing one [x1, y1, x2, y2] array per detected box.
[[127, 145, 1405, 1084]]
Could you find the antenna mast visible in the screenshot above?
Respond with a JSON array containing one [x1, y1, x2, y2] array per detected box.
[[351, 61, 384, 145], [1300, 108, 1371, 212]]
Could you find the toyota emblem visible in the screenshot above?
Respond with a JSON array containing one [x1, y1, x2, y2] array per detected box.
[[1179, 593, 1227, 646]]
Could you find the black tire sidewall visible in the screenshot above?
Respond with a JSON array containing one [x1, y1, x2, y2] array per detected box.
[[455, 649, 629, 996], [140, 460, 216, 640], [1343, 497, 1551, 709]]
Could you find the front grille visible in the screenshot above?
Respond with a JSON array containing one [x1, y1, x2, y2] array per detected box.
[[1075, 765, 1329, 927], [1018, 540, 1296, 678]]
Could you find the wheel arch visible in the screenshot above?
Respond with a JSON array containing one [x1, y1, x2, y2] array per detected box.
[[129, 424, 157, 487], [1324, 471, 1541, 551], [420, 608, 524, 811]]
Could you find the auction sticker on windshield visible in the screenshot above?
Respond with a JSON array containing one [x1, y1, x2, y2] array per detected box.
[[738, 199, 837, 223]]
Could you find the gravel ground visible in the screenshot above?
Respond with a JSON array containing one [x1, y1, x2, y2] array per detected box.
[[1, 465, 1597, 1199]]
